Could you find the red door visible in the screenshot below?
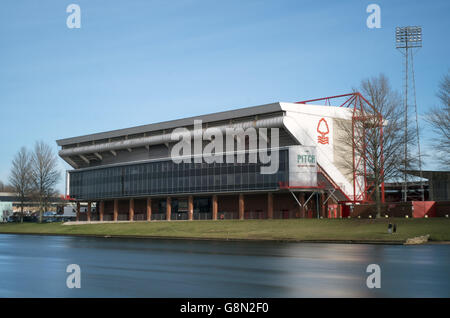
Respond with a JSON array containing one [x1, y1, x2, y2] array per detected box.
[[328, 204, 338, 218], [341, 205, 350, 218]]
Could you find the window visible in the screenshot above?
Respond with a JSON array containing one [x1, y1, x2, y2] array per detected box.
[[69, 149, 289, 200]]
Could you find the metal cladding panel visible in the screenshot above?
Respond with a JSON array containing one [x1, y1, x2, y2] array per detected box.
[[288, 146, 317, 187], [58, 115, 285, 159], [56, 103, 283, 146]]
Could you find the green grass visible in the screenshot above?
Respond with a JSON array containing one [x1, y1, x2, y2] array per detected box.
[[1, 218, 449, 243]]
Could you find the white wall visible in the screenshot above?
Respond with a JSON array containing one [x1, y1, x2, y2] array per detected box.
[[280, 102, 359, 200]]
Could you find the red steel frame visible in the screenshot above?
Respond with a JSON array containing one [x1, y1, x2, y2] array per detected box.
[[296, 92, 385, 204]]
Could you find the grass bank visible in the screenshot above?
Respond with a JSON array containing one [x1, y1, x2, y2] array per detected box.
[[0, 218, 449, 243]]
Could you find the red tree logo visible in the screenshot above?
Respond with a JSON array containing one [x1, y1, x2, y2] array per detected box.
[[317, 118, 329, 144]]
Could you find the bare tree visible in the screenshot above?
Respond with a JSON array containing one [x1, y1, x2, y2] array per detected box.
[[425, 72, 450, 169], [336, 74, 417, 217], [31, 141, 61, 223], [0, 180, 15, 192], [9, 147, 33, 223]]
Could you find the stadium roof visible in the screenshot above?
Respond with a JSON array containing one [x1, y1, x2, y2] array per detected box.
[[56, 102, 282, 146]]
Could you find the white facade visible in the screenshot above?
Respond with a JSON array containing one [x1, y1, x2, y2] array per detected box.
[[280, 103, 357, 200]]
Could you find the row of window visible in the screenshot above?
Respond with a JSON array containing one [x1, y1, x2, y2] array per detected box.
[[70, 150, 289, 200]]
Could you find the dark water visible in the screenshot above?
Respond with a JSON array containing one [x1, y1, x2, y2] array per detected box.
[[0, 234, 449, 297]]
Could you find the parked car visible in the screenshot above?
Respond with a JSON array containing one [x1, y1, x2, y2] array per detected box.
[[23, 216, 38, 223], [7, 215, 38, 223], [7, 215, 18, 222]]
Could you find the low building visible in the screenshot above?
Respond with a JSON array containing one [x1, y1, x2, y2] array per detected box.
[[407, 170, 450, 201], [0, 192, 64, 217], [384, 181, 430, 202]]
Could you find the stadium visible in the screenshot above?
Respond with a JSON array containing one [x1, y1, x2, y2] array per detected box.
[[57, 93, 381, 221]]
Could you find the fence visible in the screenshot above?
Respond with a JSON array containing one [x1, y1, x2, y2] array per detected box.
[[244, 211, 267, 219], [171, 213, 190, 220], [134, 214, 146, 221], [352, 201, 450, 218], [217, 212, 238, 220], [151, 213, 166, 221], [273, 211, 299, 219], [435, 201, 450, 217]]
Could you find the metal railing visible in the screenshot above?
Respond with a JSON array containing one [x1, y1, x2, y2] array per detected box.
[[244, 212, 267, 220], [217, 212, 238, 220], [75, 210, 316, 221], [273, 211, 299, 219], [193, 213, 212, 220], [151, 213, 166, 221], [134, 214, 146, 221], [171, 213, 189, 220]]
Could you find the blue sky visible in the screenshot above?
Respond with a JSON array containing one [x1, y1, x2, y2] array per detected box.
[[0, 0, 449, 193]]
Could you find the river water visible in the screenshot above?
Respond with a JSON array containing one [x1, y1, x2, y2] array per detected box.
[[0, 234, 448, 297]]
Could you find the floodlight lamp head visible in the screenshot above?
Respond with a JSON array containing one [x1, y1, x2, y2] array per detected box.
[[395, 26, 422, 49]]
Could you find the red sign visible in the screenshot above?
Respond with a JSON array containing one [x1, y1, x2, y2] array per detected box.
[[60, 195, 75, 201], [317, 118, 329, 144]]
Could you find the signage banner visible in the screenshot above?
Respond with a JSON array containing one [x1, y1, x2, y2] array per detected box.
[[288, 145, 317, 187]]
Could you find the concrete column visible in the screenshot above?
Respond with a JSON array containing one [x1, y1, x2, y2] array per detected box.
[[166, 197, 171, 221], [299, 193, 305, 218], [76, 202, 80, 222], [188, 195, 193, 221], [129, 198, 134, 221], [321, 193, 326, 218], [113, 199, 118, 222], [239, 194, 244, 220], [212, 195, 218, 220], [146, 198, 152, 221], [87, 202, 91, 222], [267, 193, 273, 219], [99, 201, 104, 221]]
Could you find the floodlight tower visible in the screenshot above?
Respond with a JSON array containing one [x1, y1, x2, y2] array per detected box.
[[395, 26, 423, 202]]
